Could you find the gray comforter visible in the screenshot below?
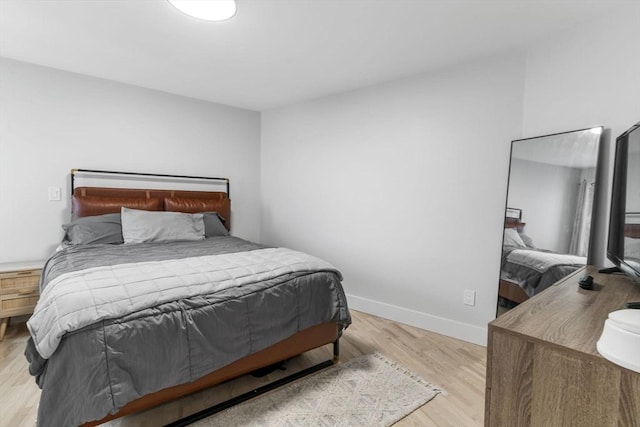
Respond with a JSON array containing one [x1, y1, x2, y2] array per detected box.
[[501, 245, 585, 297], [25, 237, 351, 427]]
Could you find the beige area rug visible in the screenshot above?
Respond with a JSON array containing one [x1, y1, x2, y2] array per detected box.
[[192, 352, 445, 427]]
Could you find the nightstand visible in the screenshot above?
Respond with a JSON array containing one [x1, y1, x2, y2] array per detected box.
[[0, 261, 44, 341]]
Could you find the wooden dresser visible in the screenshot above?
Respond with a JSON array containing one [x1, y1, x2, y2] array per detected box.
[[486, 266, 640, 426], [0, 261, 43, 341]]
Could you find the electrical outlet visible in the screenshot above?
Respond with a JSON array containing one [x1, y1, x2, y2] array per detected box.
[[463, 290, 476, 306], [48, 187, 61, 201]]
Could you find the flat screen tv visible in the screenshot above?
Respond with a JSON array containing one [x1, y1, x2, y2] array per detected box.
[[606, 121, 640, 283]]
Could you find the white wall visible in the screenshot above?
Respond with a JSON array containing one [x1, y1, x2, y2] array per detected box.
[[507, 158, 581, 253], [261, 53, 526, 345], [522, 3, 640, 266], [0, 58, 261, 263], [260, 4, 640, 346]]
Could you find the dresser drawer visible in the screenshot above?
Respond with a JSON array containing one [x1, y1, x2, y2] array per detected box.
[[0, 269, 41, 295]]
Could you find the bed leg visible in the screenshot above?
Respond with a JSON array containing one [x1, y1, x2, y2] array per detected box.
[[332, 339, 339, 363]]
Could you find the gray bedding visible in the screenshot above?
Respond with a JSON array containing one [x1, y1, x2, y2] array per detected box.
[[25, 236, 351, 427], [501, 245, 585, 297]]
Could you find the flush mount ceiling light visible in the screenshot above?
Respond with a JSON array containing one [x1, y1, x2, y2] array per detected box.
[[168, 0, 237, 22]]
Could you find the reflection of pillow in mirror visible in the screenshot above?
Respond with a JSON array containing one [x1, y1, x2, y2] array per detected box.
[[503, 228, 526, 248], [520, 234, 536, 249], [625, 237, 640, 259]]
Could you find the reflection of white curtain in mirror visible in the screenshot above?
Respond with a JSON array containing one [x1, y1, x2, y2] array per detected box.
[[569, 179, 595, 256]]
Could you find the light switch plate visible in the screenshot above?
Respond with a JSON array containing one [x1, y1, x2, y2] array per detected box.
[[48, 187, 61, 201]]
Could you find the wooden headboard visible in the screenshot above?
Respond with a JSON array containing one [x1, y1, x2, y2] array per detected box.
[[70, 169, 231, 230], [72, 186, 231, 231], [505, 217, 526, 232], [505, 207, 525, 231]]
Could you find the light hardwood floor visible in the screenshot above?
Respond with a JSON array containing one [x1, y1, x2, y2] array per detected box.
[[0, 311, 486, 426]]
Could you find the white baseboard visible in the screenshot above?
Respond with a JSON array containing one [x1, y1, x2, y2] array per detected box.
[[346, 293, 488, 347]]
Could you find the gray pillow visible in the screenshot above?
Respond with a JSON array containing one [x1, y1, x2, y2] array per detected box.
[[520, 234, 536, 249], [503, 228, 526, 248], [121, 208, 205, 244], [203, 212, 229, 237], [62, 213, 123, 245]]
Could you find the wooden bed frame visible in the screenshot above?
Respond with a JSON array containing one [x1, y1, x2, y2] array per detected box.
[[625, 222, 640, 239], [66, 169, 344, 426], [498, 278, 529, 304], [499, 217, 530, 304], [83, 323, 339, 426]]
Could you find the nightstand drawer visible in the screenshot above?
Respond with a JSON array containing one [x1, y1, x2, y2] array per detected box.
[[0, 269, 41, 295], [0, 262, 44, 340], [0, 293, 40, 317]]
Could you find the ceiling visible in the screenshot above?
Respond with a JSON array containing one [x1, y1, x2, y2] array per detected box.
[[0, 0, 627, 111]]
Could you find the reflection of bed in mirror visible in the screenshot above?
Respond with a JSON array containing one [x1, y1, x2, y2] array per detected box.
[[499, 211, 586, 304]]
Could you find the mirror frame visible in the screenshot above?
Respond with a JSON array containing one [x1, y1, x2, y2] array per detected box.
[[497, 126, 603, 316]]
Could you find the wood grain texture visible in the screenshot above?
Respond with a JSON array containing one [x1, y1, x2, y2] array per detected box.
[[487, 266, 640, 427], [0, 310, 487, 426], [620, 370, 640, 424], [487, 331, 532, 426], [532, 346, 620, 427]]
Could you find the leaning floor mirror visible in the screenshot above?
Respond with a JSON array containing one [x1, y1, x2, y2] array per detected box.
[[497, 126, 603, 316]]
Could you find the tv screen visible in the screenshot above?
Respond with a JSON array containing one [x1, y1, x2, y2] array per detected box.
[[607, 121, 640, 283]]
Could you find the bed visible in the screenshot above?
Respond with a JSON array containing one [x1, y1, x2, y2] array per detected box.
[[24, 170, 351, 426], [498, 215, 586, 304]]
